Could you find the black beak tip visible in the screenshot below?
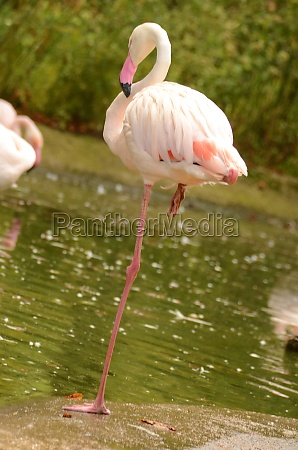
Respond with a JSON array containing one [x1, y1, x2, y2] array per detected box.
[[120, 82, 132, 98]]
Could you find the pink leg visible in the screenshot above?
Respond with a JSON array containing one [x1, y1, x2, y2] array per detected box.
[[62, 184, 152, 414]]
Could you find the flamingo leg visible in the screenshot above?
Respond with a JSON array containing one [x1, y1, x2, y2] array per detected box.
[[168, 183, 187, 216], [62, 183, 152, 414]]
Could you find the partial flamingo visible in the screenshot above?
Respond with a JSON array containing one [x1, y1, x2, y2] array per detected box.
[[0, 124, 37, 191], [0, 99, 43, 166], [63, 22, 247, 415]]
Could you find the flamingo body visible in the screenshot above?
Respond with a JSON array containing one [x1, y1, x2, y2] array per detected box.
[[63, 22, 247, 415], [0, 99, 43, 166], [0, 124, 36, 191], [120, 81, 247, 186]]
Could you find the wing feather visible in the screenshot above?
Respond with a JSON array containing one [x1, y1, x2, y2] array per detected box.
[[123, 81, 245, 177]]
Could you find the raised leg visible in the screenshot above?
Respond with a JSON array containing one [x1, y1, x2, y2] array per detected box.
[[62, 183, 152, 414], [168, 183, 187, 216]]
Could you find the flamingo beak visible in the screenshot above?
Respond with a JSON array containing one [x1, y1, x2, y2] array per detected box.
[[119, 54, 137, 98], [33, 146, 42, 167], [120, 82, 132, 98]]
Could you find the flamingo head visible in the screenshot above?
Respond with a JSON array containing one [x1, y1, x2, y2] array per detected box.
[[120, 23, 169, 97], [33, 144, 42, 167]]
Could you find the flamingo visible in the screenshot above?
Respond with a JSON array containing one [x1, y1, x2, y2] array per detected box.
[[63, 22, 247, 415], [0, 124, 39, 191], [0, 99, 43, 167]]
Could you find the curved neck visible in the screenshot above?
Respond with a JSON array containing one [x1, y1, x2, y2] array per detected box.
[[14, 115, 34, 136], [132, 35, 171, 95], [104, 31, 171, 148]]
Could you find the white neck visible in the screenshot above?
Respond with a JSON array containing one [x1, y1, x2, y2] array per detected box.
[[13, 115, 34, 136], [132, 28, 171, 95]]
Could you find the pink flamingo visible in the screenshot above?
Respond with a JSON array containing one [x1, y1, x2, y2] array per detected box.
[[0, 124, 38, 191], [0, 99, 43, 167], [63, 22, 247, 415]]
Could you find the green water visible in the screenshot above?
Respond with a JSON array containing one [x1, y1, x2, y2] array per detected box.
[[0, 164, 297, 420]]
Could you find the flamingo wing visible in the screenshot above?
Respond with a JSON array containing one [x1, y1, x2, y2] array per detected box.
[[123, 81, 247, 180]]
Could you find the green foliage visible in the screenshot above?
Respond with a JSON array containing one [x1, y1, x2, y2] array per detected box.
[[0, 0, 297, 171]]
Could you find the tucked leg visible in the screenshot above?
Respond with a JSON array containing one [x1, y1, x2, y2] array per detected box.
[[168, 183, 187, 216]]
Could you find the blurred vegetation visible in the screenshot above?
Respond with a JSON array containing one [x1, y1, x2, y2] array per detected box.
[[0, 0, 297, 174]]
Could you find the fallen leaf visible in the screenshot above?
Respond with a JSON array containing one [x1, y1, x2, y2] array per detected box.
[[140, 418, 176, 432], [64, 393, 83, 399]]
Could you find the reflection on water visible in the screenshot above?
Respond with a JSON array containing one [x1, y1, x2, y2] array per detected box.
[[0, 167, 297, 419], [267, 272, 298, 337], [0, 216, 22, 254]]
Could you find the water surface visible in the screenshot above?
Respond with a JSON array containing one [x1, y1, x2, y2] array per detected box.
[[0, 164, 297, 419]]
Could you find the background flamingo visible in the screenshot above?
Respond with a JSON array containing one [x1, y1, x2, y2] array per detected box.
[[0, 124, 39, 191], [0, 99, 43, 166], [63, 22, 247, 415]]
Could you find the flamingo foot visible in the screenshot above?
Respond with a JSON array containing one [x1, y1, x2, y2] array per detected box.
[[62, 402, 110, 415], [168, 183, 187, 216]]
